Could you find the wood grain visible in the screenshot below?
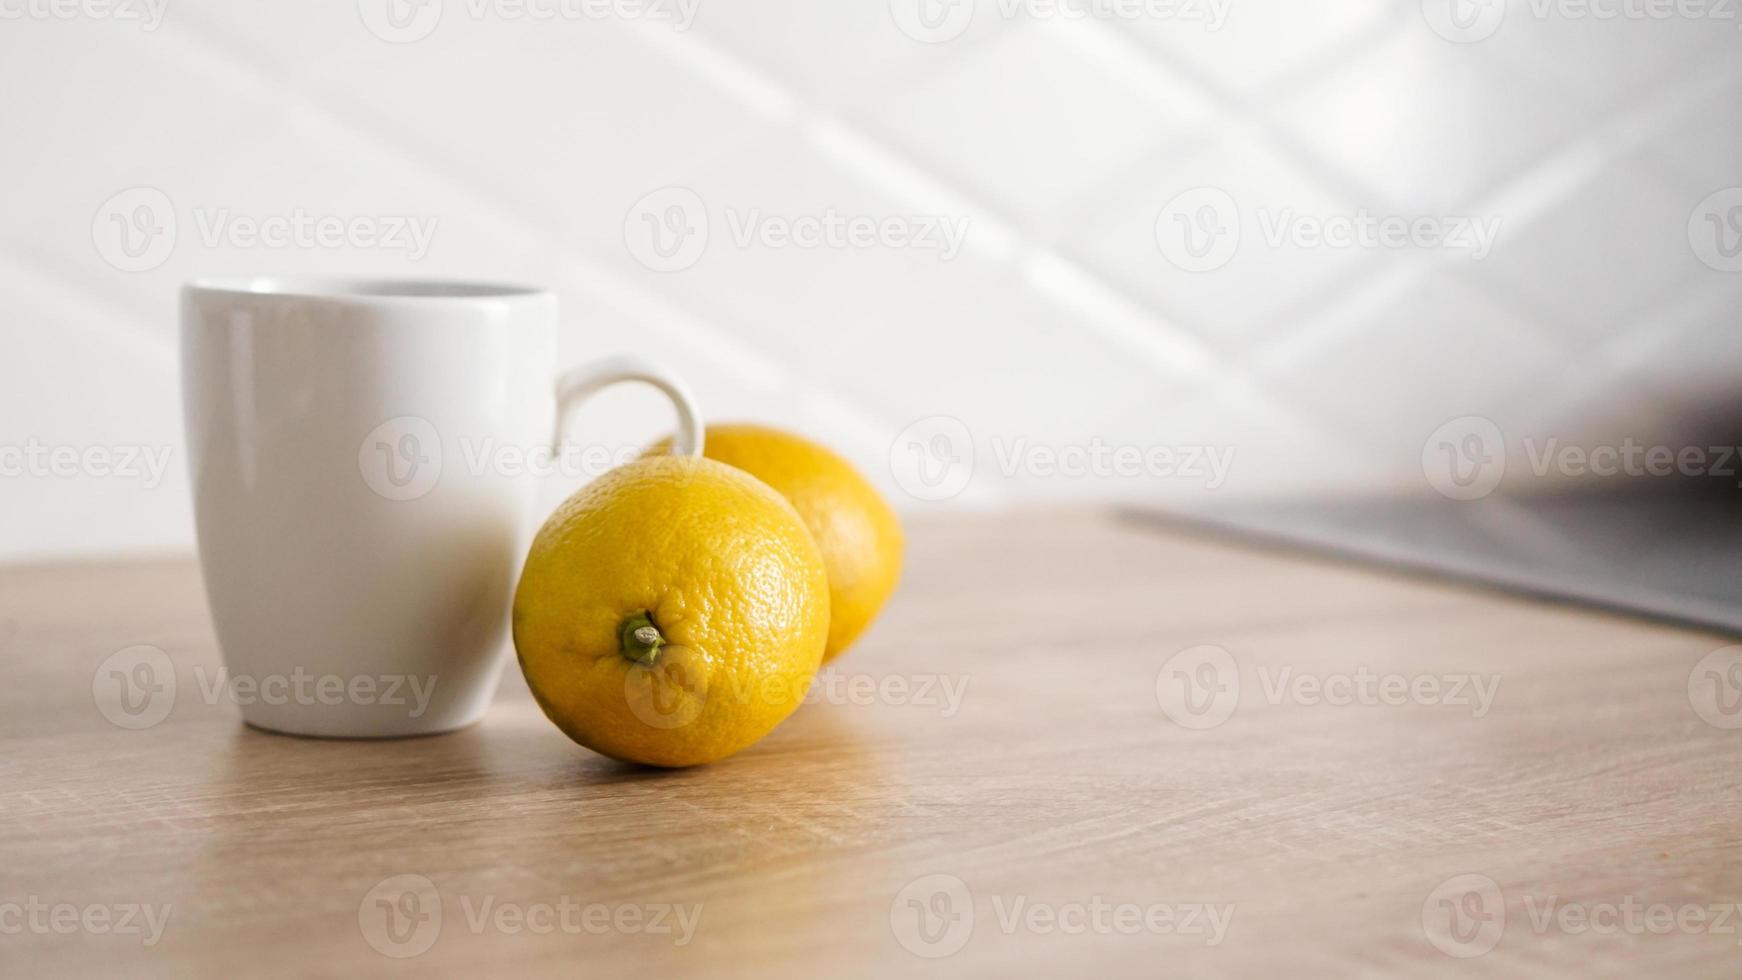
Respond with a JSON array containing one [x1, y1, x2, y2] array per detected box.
[[2, 510, 1740, 978]]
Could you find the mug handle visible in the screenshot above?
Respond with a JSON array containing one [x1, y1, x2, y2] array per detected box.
[[551, 354, 705, 458]]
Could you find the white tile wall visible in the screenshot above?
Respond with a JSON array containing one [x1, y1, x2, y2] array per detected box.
[[2, 0, 1740, 560], [1067, 126, 1377, 347]]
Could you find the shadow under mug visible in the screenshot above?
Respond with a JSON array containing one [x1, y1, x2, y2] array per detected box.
[[180, 277, 703, 738]]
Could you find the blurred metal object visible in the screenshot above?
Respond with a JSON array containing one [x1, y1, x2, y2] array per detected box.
[[1132, 483, 1742, 636]]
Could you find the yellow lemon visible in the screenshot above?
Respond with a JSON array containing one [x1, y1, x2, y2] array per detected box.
[[512, 454, 829, 767], [651, 424, 903, 661]]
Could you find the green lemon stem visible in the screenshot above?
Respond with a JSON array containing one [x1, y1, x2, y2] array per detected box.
[[619, 611, 665, 666]]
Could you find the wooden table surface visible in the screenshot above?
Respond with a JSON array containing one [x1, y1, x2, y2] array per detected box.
[[3, 510, 1740, 978]]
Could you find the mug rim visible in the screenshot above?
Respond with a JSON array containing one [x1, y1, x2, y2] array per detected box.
[[183, 276, 549, 303]]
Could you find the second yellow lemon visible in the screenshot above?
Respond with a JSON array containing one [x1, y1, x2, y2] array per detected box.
[[651, 424, 903, 662]]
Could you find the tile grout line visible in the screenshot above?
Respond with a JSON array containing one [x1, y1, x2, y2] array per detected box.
[[57, 10, 930, 490], [644, 21, 1224, 382]]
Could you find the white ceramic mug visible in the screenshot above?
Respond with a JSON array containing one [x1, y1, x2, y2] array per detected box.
[[180, 277, 703, 738]]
